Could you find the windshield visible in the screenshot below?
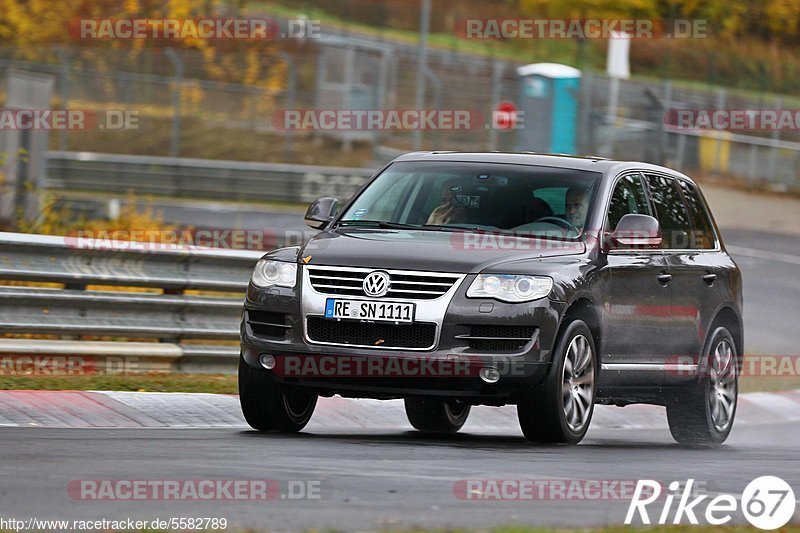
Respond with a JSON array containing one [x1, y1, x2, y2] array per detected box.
[[338, 161, 601, 239]]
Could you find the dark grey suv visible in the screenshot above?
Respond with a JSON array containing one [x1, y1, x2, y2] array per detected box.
[[239, 152, 743, 446]]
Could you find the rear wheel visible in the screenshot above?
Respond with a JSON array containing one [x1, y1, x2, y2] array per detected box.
[[666, 327, 738, 447], [238, 355, 317, 432], [517, 320, 596, 444], [404, 398, 471, 434]]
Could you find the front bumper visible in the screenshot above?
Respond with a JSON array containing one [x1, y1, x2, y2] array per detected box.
[[241, 275, 564, 401]]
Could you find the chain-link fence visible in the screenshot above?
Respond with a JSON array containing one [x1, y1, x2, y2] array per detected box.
[[1, 40, 798, 189]]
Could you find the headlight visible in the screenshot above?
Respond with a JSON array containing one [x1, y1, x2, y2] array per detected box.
[[467, 274, 552, 303], [251, 259, 297, 288]]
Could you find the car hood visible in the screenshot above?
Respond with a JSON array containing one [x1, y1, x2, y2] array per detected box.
[[297, 229, 586, 274]]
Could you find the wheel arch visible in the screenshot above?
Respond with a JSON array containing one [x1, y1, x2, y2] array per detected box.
[[708, 305, 744, 366], [559, 297, 603, 365]]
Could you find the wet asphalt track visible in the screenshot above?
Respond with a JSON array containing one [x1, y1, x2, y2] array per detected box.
[[3, 203, 799, 530], [0, 421, 798, 530]]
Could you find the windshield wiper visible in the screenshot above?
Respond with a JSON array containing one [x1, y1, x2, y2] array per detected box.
[[336, 220, 421, 230], [420, 224, 486, 233], [337, 220, 486, 233]]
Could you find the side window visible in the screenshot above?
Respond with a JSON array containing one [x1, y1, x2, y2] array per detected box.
[[607, 173, 651, 230], [644, 174, 692, 249], [678, 180, 717, 249]]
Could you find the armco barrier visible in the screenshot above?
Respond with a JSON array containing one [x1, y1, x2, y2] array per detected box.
[[0, 232, 264, 373], [46, 151, 376, 203]]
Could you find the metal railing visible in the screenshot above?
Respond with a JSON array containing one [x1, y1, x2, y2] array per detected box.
[[46, 151, 375, 204], [0, 231, 266, 373]]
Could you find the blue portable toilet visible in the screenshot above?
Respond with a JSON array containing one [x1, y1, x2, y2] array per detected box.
[[515, 63, 581, 154]]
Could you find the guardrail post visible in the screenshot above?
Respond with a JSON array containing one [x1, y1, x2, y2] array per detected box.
[[313, 47, 327, 148], [342, 46, 356, 152], [55, 47, 70, 152], [657, 80, 672, 166], [165, 48, 184, 158], [578, 72, 593, 155], [714, 89, 726, 174], [675, 131, 687, 170], [766, 96, 782, 184], [278, 52, 297, 157], [372, 48, 391, 154], [487, 61, 504, 151]]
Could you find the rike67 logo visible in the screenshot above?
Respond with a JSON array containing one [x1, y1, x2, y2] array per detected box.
[[626, 476, 796, 530]]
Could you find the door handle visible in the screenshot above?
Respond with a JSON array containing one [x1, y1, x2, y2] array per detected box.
[[658, 273, 672, 285], [703, 273, 717, 285]]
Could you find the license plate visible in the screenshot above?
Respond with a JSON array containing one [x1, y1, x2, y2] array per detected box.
[[324, 298, 415, 323]]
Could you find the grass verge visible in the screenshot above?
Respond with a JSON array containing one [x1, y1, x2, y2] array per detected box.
[[0, 373, 237, 394]]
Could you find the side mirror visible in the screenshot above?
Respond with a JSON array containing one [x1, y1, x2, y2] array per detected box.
[[304, 197, 338, 230], [608, 214, 662, 250]]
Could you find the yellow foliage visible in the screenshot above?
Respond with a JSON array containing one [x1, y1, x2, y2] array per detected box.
[[0, 0, 285, 91], [179, 81, 205, 111], [17, 191, 179, 240], [518, 0, 797, 43]]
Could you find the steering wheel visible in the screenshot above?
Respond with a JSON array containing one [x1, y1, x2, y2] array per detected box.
[[536, 216, 579, 234]]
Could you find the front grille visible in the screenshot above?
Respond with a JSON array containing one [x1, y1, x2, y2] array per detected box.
[[306, 316, 437, 349], [460, 325, 536, 351], [307, 267, 460, 300], [246, 310, 290, 339]]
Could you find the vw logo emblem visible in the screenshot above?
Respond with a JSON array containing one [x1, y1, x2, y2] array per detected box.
[[363, 271, 390, 298]]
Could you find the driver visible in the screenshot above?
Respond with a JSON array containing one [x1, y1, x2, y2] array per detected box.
[[564, 186, 590, 227], [427, 181, 468, 225]]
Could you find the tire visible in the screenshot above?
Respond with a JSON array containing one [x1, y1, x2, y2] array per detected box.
[[404, 398, 471, 434], [238, 355, 317, 432], [666, 327, 738, 447], [517, 319, 597, 444]]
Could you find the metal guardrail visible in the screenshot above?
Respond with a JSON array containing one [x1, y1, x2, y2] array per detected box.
[[46, 151, 375, 203], [0, 232, 264, 373], [0, 231, 261, 291]]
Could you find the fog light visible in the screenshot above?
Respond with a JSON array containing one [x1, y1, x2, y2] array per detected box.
[[479, 367, 500, 384], [259, 354, 276, 370]]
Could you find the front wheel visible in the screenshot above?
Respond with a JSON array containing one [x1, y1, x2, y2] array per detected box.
[[666, 327, 738, 447], [239, 355, 317, 432], [517, 320, 597, 444], [404, 398, 471, 434]]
